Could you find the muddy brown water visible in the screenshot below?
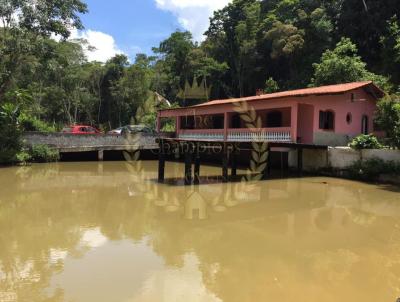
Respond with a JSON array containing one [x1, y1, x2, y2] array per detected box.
[[0, 161, 400, 302]]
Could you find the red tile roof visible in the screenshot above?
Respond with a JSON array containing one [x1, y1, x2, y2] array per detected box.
[[192, 81, 384, 108]]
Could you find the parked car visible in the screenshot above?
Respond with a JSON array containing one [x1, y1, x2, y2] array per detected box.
[[108, 125, 155, 135], [62, 125, 101, 135], [107, 127, 124, 135]]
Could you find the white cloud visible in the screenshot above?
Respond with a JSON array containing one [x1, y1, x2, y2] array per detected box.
[[70, 29, 125, 63], [155, 0, 232, 41]]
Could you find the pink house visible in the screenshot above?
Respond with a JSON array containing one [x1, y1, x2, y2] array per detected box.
[[157, 81, 384, 146]]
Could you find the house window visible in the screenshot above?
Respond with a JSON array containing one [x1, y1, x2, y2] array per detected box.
[[319, 110, 335, 130], [346, 113, 352, 125], [266, 111, 283, 128], [361, 115, 369, 134]]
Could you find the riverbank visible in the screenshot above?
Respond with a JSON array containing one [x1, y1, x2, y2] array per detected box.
[[3, 145, 400, 186]]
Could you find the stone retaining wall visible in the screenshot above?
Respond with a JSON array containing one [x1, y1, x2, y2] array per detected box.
[[22, 132, 159, 152]]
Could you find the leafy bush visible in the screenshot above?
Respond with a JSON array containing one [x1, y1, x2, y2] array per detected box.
[[348, 158, 400, 180], [140, 113, 157, 130], [349, 134, 383, 150], [19, 113, 56, 132], [15, 150, 32, 164], [376, 96, 400, 148], [264, 77, 279, 93], [30, 144, 60, 162]]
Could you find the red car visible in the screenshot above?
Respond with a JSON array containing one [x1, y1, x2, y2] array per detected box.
[[62, 125, 101, 134]]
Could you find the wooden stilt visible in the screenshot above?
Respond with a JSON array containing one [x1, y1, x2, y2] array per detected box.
[[263, 146, 271, 180], [297, 148, 303, 176], [267, 146, 271, 176], [194, 143, 201, 185], [222, 143, 229, 182], [231, 144, 237, 178], [184, 143, 193, 185], [158, 141, 165, 183]]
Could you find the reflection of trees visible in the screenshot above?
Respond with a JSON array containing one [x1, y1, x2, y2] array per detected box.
[[0, 192, 79, 301], [0, 164, 400, 301], [0, 164, 161, 301]]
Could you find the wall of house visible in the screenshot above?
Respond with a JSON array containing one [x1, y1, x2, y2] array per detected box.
[[297, 104, 314, 144], [309, 90, 377, 146], [159, 87, 379, 147]]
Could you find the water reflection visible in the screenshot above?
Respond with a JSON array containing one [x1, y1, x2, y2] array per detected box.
[[0, 161, 399, 302]]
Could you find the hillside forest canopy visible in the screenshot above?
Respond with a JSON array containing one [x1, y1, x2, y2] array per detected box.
[[0, 0, 400, 138]]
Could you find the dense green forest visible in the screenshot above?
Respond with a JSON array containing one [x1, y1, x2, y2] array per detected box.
[[1, 0, 400, 162]]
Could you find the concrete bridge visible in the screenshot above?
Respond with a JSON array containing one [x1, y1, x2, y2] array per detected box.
[[23, 132, 160, 159]]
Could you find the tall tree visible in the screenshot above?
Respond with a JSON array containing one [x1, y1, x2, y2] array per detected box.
[[311, 37, 391, 91], [110, 54, 154, 126], [152, 31, 194, 101]]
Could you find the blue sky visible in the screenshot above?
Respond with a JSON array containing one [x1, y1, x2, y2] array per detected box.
[[73, 0, 232, 62]]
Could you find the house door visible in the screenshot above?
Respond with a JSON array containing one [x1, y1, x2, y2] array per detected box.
[[361, 115, 369, 134]]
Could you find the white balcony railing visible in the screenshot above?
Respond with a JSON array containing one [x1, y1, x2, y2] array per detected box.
[[178, 128, 292, 142], [179, 132, 225, 141], [228, 130, 291, 142]]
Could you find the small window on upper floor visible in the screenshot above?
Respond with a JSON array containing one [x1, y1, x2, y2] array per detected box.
[[319, 110, 335, 130]]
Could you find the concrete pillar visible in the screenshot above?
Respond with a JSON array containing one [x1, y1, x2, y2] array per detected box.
[[222, 143, 229, 182], [297, 148, 303, 176], [231, 144, 237, 178], [194, 143, 201, 185], [263, 146, 271, 180], [291, 103, 299, 143], [224, 112, 229, 141], [158, 141, 165, 183], [98, 150, 104, 161]]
